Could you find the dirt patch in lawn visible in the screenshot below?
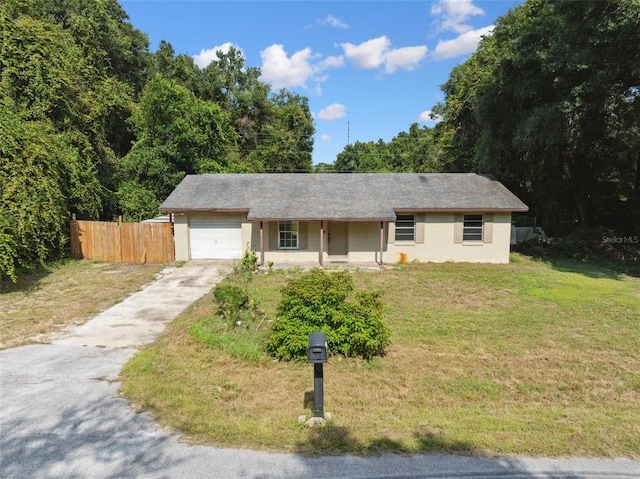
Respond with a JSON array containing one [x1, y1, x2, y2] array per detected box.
[[0, 260, 166, 349]]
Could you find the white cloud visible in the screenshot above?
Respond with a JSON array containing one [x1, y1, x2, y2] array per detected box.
[[431, 0, 485, 33], [431, 26, 494, 60], [341, 36, 391, 69], [315, 55, 345, 72], [341, 36, 427, 73], [384, 46, 428, 73], [418, 110, 443, 123], [317, 103, 347, 121], [258, 46, 344, 90], [258, 44, 314, 89], [320, 134, 332, 141], [320, 14, 349, 29], [193, 42, 242, 69]]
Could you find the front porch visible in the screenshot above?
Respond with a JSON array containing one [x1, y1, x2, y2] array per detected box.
[[250, 220, 387, 267]]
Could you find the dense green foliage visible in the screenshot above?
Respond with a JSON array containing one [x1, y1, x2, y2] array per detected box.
[[334, 0, 640, 238], [334, 123, 445, 173], [434, 0, 640, 234], [264, 270, 390, 361], [3, 0, 638, 281], [0, 0, 314, 281]]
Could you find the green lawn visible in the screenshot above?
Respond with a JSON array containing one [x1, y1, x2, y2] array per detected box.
[[120, 254, 640, 457]]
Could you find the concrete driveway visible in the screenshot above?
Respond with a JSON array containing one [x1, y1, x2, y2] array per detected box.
[[1, 261, 639, 479]]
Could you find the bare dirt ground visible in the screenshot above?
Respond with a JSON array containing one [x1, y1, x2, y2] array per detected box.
[[0, 261, 166, 349]]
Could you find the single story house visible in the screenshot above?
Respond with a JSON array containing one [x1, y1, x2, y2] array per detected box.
[[159, 173, 528, 265]]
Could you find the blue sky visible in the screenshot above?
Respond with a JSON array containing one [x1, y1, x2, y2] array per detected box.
[[120, 0, 522, 165]]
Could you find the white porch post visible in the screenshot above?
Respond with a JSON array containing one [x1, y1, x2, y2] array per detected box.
[[379, 221, 384, 265], [319, 220, 324, 266], [259, 221, 264, 266]]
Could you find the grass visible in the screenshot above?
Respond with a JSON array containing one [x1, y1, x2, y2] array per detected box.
[[0, 259, 166, 349], [120, 253, 640, 458]]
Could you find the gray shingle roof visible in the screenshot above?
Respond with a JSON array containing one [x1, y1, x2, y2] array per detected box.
[[159, 173, 528, 221]]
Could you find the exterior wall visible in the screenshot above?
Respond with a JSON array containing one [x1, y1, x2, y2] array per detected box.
[[250, 221, 324, 263], [386, 212, 512, 264], [173, 214, 190, 261], [344, 221, 384, 263], [175, 212, 513, 264]]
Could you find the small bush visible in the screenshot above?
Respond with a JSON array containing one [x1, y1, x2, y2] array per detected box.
[[191, 279, 268, 360], [264, 269, 390, 361], [212, 283, 249, 328], [234, 249, 259, 275]]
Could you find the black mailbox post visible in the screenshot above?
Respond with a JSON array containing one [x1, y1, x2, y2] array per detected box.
[[307, 332, 328, 418]]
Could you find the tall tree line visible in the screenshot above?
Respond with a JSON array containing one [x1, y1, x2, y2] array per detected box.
[[333, 123, 445, 174], [433, 0, 640, 235], [334, 0, 639, 237], [1, 0, 314, 281]]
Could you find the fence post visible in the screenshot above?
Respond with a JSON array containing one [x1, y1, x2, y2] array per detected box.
[[118, 216, 123, 262]]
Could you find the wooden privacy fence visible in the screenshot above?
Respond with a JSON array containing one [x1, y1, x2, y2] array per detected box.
[[70, 219, 175, 263]]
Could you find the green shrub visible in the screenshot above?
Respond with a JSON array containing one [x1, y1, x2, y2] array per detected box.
[[234, 249, 259, 275], [264, 269, 390, 361], [192, 279, 268, 359], [212, 283, 249, 328]]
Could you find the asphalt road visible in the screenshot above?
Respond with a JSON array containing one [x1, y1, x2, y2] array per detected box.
[[1, 262, 639, 479]]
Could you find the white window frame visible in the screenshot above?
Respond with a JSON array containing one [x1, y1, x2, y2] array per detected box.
[[395, 214, 415, 242], [279, 221, 299, 249], [463, 214, 483, 242]]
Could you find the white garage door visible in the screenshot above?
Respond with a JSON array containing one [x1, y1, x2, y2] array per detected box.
[[190, 216, 242, 259]]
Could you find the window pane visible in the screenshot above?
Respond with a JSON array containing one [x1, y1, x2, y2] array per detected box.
[[396, 214, 415, 241], [463, 230, 483, 241], [463, 215, 483, 241], [279, 221, 299, 249]]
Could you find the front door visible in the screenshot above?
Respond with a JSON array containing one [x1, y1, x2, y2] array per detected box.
[[328, 222, 348, 256]]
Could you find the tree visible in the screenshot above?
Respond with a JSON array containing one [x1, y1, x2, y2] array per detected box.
[[387, 123, 444, 173], [248, 90, 315, 172], [335, 141, 390, 172], [200, 47, 273, 161], [0, 106, 72, 281], [0, 1, 120, 280], [436, 0, 640, 234], [1, 0, 150, 223], [117, 75, 238, 220]]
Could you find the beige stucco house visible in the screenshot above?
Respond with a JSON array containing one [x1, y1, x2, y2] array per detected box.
[[159, 173, 528, 265]]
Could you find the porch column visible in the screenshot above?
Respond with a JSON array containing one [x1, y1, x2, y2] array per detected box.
[[259, 221, 264, 266], [319, 221, 324, 266], [379, 221, 384, 265]]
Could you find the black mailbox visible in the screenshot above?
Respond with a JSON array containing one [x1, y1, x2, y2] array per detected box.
[[307, 332, 328, 363]]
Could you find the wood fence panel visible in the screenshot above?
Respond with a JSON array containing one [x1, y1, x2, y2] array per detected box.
[[120, 222, 141, 263], [143, 223, 175, 263], [70, 220, 174, 263], [93, 221, 121, 262]]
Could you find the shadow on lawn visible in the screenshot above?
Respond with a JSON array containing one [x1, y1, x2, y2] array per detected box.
[[293, 427, 602, 479], [514, 250, 640, 281], [295, 423, 477, 457], [0, 266, 53, 294]]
